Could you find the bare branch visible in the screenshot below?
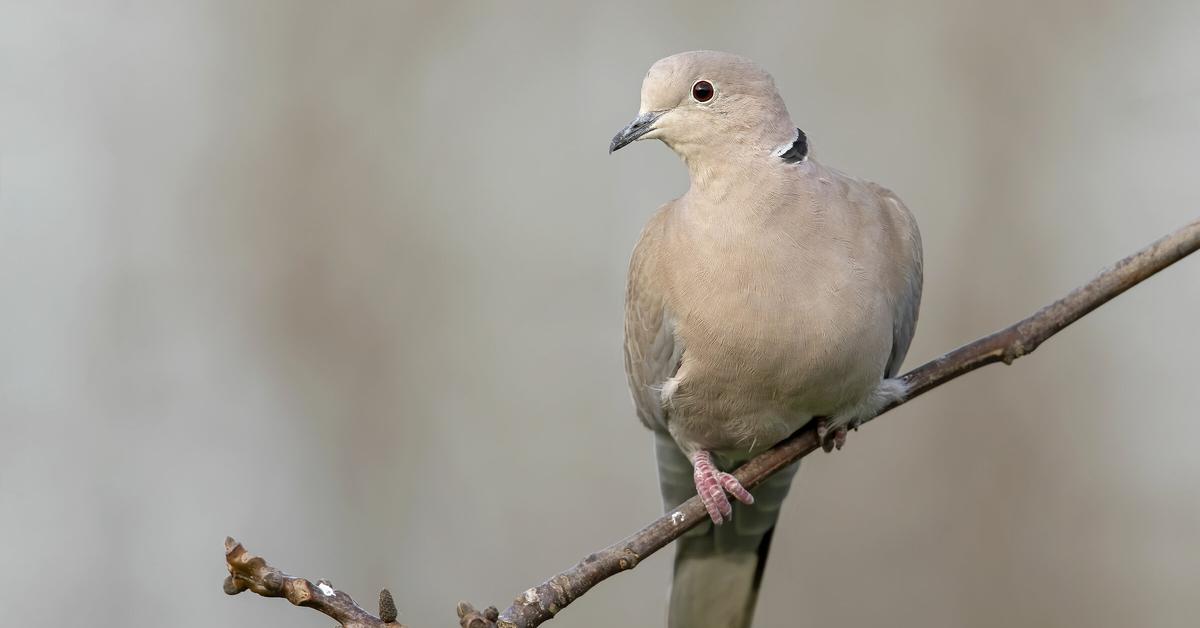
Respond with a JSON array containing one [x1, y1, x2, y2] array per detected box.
[[223, 536, 403, 628], [224, 218, 1200, 627]]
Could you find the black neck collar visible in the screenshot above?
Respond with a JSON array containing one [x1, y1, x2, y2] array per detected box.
[[777, 128, 807, 164]]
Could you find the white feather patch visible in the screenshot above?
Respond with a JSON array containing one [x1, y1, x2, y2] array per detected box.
[[659, 376, 680, 407]]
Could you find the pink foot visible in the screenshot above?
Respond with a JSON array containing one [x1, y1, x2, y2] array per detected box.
[[816, 418, 830, 444], [816, 419, 849, 452], [691, 450, 754, 525], [833, 426, 847, 451]]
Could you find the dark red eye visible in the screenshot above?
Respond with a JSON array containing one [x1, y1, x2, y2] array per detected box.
[[691, 80, 714, 102]]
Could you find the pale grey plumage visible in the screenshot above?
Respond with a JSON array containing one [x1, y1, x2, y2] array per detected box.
[[613, 51, 923, 627]]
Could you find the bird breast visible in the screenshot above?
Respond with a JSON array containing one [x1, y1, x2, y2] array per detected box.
[[662, 216, 893, 447]]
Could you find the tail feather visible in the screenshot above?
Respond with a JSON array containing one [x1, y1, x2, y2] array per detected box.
[[656, 434, 800, 628]]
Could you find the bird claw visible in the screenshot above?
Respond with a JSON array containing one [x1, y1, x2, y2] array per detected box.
[[692, 450, 754, 525], [816, 419, 848, 452]]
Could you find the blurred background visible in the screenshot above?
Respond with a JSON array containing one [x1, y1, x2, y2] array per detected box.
[[2, 2, 1199, 627]]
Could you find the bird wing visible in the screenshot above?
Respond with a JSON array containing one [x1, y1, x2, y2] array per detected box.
[[623, 204, 680, 433], [872, 184, 924, 378]]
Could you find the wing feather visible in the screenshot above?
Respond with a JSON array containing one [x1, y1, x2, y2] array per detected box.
[[623, 205, 680, 433], [875, 187, 924, 378]]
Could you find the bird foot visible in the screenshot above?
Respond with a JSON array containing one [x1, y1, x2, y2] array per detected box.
[[816, 419, 849, 452], [691, 450, 754, 525]]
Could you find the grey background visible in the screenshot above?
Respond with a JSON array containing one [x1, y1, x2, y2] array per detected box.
[[2, 2, 1199, 627]]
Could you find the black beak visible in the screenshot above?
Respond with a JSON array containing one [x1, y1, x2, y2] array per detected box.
[[609, 111, 663, 153]]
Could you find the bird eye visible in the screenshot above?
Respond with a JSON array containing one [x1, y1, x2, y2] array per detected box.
[[691, 80, 714, 103]]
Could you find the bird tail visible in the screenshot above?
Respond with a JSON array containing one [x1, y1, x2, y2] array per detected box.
[[655, 433, 801, 628]]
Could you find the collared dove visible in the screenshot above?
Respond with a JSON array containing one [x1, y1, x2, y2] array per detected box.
[[611, 51, 923, 627]]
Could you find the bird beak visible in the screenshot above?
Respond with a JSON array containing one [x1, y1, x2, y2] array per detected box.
[[609, 111, 663, 153]]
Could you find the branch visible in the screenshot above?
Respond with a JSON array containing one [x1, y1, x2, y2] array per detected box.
[[224, 218, 1200, 628], [223, 536, 413, 628]]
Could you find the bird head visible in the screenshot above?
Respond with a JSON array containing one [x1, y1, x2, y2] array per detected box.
[[609, 51, 798, 167]]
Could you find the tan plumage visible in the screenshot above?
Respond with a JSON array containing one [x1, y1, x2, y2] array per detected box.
[[613, 51, 923, 627]]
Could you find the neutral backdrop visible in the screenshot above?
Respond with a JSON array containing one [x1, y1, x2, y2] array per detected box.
[[3, 2, 1199, 627]]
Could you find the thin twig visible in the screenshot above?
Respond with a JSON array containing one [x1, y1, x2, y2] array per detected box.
[[224, 218, 1200, 628], [223, 537, 407, 628]]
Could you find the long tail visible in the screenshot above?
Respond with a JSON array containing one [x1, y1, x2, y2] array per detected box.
[[655, 433, 801, 628]]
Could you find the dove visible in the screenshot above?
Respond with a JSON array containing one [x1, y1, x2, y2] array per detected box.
[[611, 51, 923, 627]]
